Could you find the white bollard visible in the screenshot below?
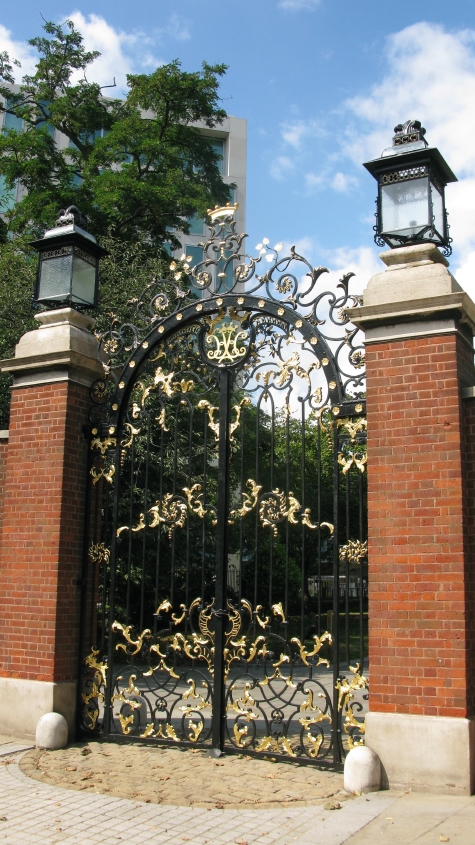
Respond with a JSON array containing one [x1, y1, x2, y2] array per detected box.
[[344, 745, 381, 793], [36, 712, 68, 750]]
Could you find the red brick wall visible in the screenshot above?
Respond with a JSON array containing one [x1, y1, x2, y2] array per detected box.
[[366, 332, 474, 718], [0, 380, 90, 683], [463, 398, 475, 720], [0, 436, 9, 556]]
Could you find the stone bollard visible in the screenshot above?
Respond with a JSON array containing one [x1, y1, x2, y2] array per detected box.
[[344, 745, 381, 793], [36, 712, 68, 750]]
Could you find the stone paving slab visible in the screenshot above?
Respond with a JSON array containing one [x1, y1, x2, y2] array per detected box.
[[0, 751, 398, 845], [344, 791, 475, 845]]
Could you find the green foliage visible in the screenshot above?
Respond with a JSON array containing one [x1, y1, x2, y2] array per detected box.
[[0, 237, 37, 426], [0, 18, 233, 427], [0, 19, 232, 245]]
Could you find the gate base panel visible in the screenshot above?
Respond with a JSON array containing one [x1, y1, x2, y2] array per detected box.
[[0, 677, 77, 739], [365, 712, 475, 796]]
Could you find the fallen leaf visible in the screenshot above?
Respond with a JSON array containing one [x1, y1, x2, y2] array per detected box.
[[0, 817, 7, 821], [66, 766, 77, 772], [267, 774, 275, 779], [182, 838, 189, 841], [439, 838, 449, 843], [214, 762, 224, 767], [81, 748, 92, 756], [159, 776, 170, 781], [324, 802, 341, 811], [236, 840, 248, 845], [216, 804, 224, 809]]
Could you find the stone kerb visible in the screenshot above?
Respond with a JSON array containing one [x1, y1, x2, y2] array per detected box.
[[348, 243, 475, 795], [0, 308, 102, 738]]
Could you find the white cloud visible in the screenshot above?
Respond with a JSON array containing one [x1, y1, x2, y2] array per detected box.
[[0, 13, 167, 94], [66, 11, 161, 91], [270, 155, 295, 180], [331, 171, 358, 193], [278, 0, 322, 10], [454, 250, 475, 303], [0, 23, 38, 78], [162, 13, 190, 42], [343, 22, 475, 270], [304, 169, 358, 193], [322, 245, 381, 297], [281, 118, 325, 149]]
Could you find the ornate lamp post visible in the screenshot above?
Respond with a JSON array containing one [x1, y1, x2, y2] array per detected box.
[[363, 120, 457, 255], [30, 206, 107, 309]]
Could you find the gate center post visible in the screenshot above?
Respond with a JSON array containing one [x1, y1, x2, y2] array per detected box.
[[211, 367, 233, 754]]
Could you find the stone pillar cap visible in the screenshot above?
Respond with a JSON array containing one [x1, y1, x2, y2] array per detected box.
[[380, 243, 449, 271], [34, 307, 95, 331]]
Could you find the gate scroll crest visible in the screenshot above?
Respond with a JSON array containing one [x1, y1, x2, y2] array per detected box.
[[81, 205, 368, 767]]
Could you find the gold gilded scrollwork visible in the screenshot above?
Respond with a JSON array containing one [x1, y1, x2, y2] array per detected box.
[[82, 647, 108, 731], [336, 663, 368, 749], [88, 543, 110, 568], [183, 484, 207, 519], [197, 399, 219, 441], [255, 735, 296, 757], [188, 720, 203, 742], [229, 479, 262, 523], [84, 646, 108, 686], [112, 621, 152, 655], [339, 539, 368, 565], [259, 490, 300, 536], [140, 722, 180, 741], [90, 436, 116, 485], [291, 631, 332, 668], [337, 417, 367, 475], [230, 397, 252, 441]]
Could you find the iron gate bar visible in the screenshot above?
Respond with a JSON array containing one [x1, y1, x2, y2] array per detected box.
[[212, 368, 233, 754]]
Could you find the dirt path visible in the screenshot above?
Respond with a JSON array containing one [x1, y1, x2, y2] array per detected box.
[[20, 741, 352, 810]]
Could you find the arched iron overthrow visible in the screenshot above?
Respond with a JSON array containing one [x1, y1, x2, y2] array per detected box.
[[80, 209, 368, 768]]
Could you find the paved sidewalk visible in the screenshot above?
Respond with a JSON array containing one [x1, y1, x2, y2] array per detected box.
[[0, 736, 474, 844], [0, 736, 397, 845]]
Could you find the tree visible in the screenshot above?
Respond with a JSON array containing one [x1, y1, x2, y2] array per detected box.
[[0, 19, 234, 427], [0, 19, 232, 245]]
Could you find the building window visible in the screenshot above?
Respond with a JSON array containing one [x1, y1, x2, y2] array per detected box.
[[2, 103, 22, 133], [216, 249, 234, 293], [210, 138, 225, 175], [187, 213, 205, 236], [0, 176, 17, 211], [185, 245, 205, 268]]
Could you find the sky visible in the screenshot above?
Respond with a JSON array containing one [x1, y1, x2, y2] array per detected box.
[[2, 1, 475, 299]]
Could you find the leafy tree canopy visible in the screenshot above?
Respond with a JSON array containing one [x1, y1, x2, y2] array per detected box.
[[0, 19, 232, 246], [0, 19, 234, 427]]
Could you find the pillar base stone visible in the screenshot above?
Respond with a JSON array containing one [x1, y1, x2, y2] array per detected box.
[[365, 712, 475, 795], [0, 677, 77, 740]]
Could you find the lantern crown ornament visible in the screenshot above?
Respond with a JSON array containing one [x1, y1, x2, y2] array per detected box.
[[363, 120, 457, 256], [30, 206, 107, 310]]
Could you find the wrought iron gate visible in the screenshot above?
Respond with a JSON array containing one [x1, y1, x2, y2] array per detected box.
[[80, 208, 367, 767]]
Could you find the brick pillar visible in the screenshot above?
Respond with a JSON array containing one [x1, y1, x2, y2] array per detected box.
[[0, 309, 101, 738], [348, 244, 475, 795]]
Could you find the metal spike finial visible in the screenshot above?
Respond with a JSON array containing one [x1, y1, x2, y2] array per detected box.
[[56, 205, 88, 230], [392, 120, 427, 147]]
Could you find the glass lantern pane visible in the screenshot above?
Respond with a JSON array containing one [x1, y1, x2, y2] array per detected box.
[[39, 254, 73, 300], [71, 254, 96, 305], [381, 177, 429, 235], [430, 182, 444, 236]]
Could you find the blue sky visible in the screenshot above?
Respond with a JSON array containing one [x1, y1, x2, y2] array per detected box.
[[2, 1, 475, 297]]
